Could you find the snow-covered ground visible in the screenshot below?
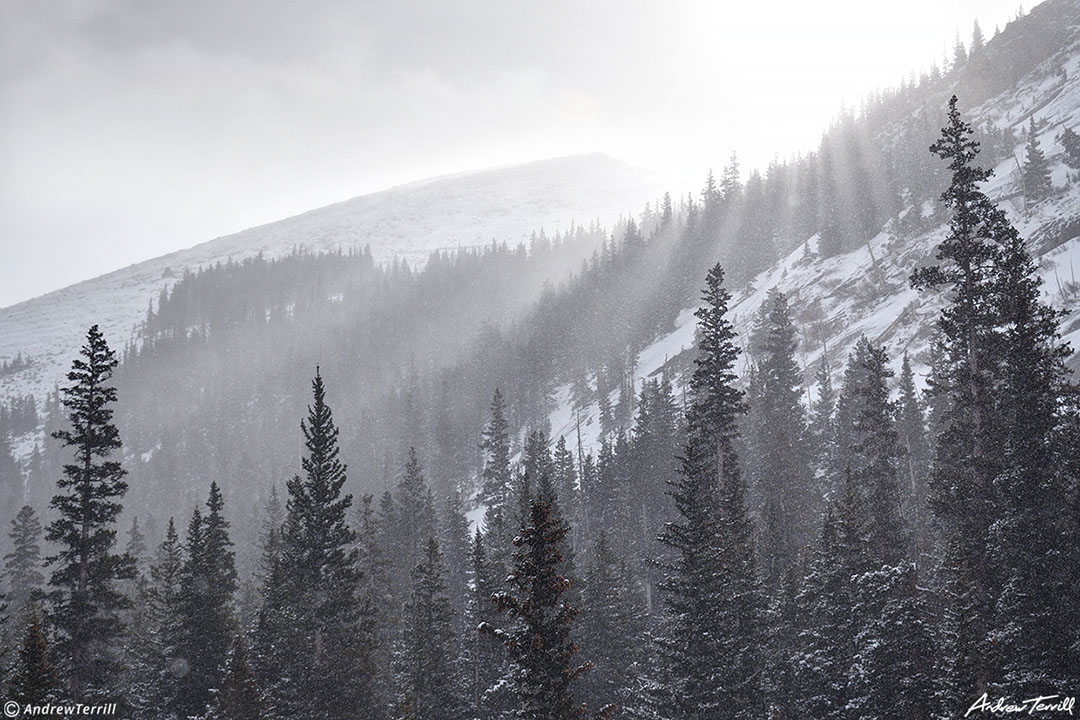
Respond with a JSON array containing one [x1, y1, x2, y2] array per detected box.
[[545, 55, 1080, 453], [0, 152, 668, 421]]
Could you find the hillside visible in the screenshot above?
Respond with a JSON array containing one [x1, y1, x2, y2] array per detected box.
[[0, 152, 666, 415], [2, 0, 1080, 524]]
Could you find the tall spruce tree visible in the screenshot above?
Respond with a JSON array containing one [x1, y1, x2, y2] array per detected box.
[[657, 264, 763, 720], [913, 96, 1078, 692], [174, 482, 238, 718], [835, 337, 907, 565], [479, 388, 512, 525], [7, 612, 59, 705], [256, 369, 379, 719], [459, 529, 509, 720], [1021, 117, 1051, 204], [986, 187, 1078, 690], [125, 517, 183, 719], [746, 288, 815, 591], [896, 353, 932, 567], [207, 635, 262, 720], [45, 324, 135, 701], [627, 376, 681, 615], [395, 536, 463, 720], [577, 532, 647, 714], [483, 498, 603, 720], [3, 505, 44, 616]]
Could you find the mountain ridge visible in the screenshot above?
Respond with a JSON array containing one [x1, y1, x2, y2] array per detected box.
[[0, 151, 667, 417]]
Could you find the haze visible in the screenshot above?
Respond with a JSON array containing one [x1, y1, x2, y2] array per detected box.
[[0, 0, 1024, 308]]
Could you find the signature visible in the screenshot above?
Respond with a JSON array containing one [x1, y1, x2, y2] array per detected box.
[[966, 693, 1076, 717]]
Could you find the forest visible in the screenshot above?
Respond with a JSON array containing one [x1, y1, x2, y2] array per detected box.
[[1, 96, 1077, 719]]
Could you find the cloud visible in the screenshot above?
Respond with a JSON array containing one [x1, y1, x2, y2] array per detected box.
[[0, 0, 1026, 306]]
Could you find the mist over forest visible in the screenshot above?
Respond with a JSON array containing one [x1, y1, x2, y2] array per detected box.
[[1, 2, 1080, 719]]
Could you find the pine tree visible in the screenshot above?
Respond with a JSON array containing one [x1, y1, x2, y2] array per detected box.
[[125, 516, 148, 576], [896, 353, 932, 567], [479, 388, 512, 528], [7, 612, 59, 704], [125, 517, 183, 719], [3, 505, 44, 615], [1022, 117, 1052, 204], [0, 428, 21, 514], [577, 532, 647, 714], [986, 193, 1077, 691], [396, 447, 436, 584], [913, 96, 1079, 692], [174, 482, 238, 718], [657, 264, 763, 720], [439, 490, 471, 635], [971, 20, 985, 56], [626, 377, 681, 615], [835, 337, 907, 565], [746, 288, 815, 591], [1060, 126, 1080, 169], [459, 529, 509, 719], [44, 324, 135, 701], [848, 564, 936, 719], [792, 471, 869, 720], [483, 498, 601, 720], [257, 369, 379, 720], [396, 536, 463, 720], [207, 635, 262, 720], [809, 352, 836, 479]]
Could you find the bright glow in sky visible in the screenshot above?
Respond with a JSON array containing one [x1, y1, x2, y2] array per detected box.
[[0, 0, 1027, 307]]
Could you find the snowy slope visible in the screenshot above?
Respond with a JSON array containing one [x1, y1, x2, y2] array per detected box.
[[546, 43, 1080, 452], [0, 153, 667, 422]]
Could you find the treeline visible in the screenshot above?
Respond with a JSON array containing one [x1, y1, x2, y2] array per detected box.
[[3, 100, 1078, 719], [6, 0, 1076, 539]]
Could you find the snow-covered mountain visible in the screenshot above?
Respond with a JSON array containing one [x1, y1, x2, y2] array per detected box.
[[547, 8, 1080, 451], [0, 152, 666, 419]]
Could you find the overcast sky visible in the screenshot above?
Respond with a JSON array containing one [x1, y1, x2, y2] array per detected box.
[[0, 0, 1026, 307]]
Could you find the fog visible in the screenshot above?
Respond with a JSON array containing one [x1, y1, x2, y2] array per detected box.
[[0, 0, 1022, 307]]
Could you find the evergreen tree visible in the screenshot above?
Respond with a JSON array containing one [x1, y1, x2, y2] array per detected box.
[[746, 288, 815, 590], [125, 517, 183, 719], [986, 190, 1078, 690], [809, 352, 836, 478], [1021, 117, 1052, 204], [483, 498, 603, 720], [439, 490, 471, 635], [971, 20, 985, 56], [7, 613, 59, 705], [44, 325, 135, 701], [626, 377, 682, 615], [396, 536, 463, 720], [1060, 126, 1080, 169], [459, 529, 509, 719], [792, 472, 869, 720], [3, 505, 44, 616], [835, 337, 907, 565], [0, 428, 20, 515], [848, 564, 936, 720], [479, 389, 512, 528], [174, 482, 238, 718], [396, 447, 437, 584], [125, 516, 148, 576], [256, 369, 379, 720], [207, 635, 263, 720], [657, 264, 763, 720], [896, 353, 932, 567], [913, 96, 1079, 691], [577, 532, 647, 714], [552, 436, 582, 552]]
